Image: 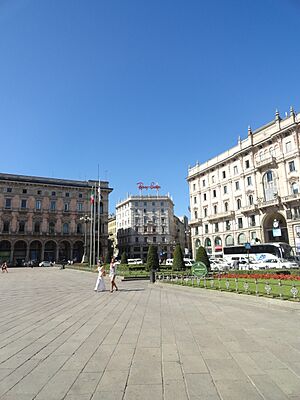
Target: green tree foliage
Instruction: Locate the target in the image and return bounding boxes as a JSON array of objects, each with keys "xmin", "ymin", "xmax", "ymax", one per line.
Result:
[
  {"xmin": 195, "ymin": 246, "xmax": 211, "ymax": 271},
  {"xmin": 146, "ymin": 245, "xmax": 159, "ymax": 271},
  {"xmin": 172, "ymin": 244, "xmax": 185, "ymax": 271},
  {"xmin": 120, "ymin": 251, "xmax": 128, "ymax": 265}
]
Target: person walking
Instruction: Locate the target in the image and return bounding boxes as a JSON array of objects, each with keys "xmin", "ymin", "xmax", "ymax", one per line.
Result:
[
  {"xmin": 109, "ymin": 257, "xmax": 118, "ymax": 293},
  {"xmin": 1, "ymin": 261, "xmax": 8, "ymax": 273},
  {"xmin": 94, "ymin": 263, "xmax": 106, "ymax": 292}
]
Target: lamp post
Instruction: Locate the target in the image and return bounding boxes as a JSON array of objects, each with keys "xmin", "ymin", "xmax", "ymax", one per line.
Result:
[{"xmin": 80, "ymin": 215, "xmax": 91, "ymax": 263}]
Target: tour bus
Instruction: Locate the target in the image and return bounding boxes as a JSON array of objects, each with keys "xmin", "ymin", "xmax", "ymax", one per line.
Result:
[{"xmin": 223, "ymin": 242, "xmax": 296, "ymax": 266}]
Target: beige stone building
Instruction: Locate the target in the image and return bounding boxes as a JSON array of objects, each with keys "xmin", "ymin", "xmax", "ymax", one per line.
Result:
[
  {"xmin": 187, "ymin": 109, "xmax": 300, "ymax": 257},
  {"xmin": 0, "ymin": 173, "xmax": 112, "ymax": 264}
]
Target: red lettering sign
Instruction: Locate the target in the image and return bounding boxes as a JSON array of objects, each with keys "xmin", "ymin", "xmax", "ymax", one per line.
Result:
[{"xmin": 137, "ymin": 182, "xmax": 161, "ymax": 191}]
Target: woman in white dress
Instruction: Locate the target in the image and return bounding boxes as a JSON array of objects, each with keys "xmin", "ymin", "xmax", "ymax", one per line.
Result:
[
  {"xmin": 94, "ymin": 265, "xmax": 106, "ymax": 292},
  {"xmin": 109, "ymin": 258, "xmax": 118, "ymax": 293}
]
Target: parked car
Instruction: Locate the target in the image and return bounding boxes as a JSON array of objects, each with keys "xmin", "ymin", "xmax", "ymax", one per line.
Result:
[
  {"xmin": 251, "ymin": 258, "xmax": 298, "ymax": 270},
  {"xmin": 210, "ymin": 259, "xmax": 229, "ymax": 271},
  {"xmin": 23, "ymin": 260, "xmax": 39, "ymax": 267},
  {"xmin": 39, "ymin": 261, "xmax": 54, "ymax": 267}
]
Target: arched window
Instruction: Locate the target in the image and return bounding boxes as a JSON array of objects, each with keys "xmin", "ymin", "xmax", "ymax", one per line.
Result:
[
  {"xmin": 249, "ymin": 195, "xmax": 253, "ymax": 205},
  {"xmin": 63, "ymin": 223, "xmax": 69, "ymax": 234},
  {"xmin": 49, "ymin": 222, "xmax": 55, "ymax": 234},
  {"xmin": 225, "ymin": 235, "xmax": 234, "ymax": 246},
  {"xmin": 238, "ymin": 233, "xmax": 246, "ymax": 245},
  {"xmin": 195, "ymin": 239, "xmax": 201, "ymax": 249},
  {"xmin": 224, "ymin": 202, "xmax": 228, "ymax": 212},
  {"xmin": 237, "ymin": 199, "xmax": 241, "ymax": 209},
  {"xmin": 77, "ymin": 223, "xmax": 82, "ymax": 234},
  {"xmin": 291, "ymin": 182, "xmax": 299, "ymax": 194},
  {"xmin": 263, "ymin": 170, "xmax": 277, "ymax": 201},
  {"xmin": 204, "ymin": 237, "xmax": 211, "ymax": 247},
  {"xmin": 214, "ymin": 237, "xmax": 222, "ymax": 246},
  {"xmin": 214, "ymin": 205, "xmax": 217, "ymax": 214}
]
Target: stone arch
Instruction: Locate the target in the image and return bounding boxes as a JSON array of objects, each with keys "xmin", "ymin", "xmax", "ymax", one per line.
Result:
[
  {"xmin": 44, "ymin": 240, "xmax": 57, "ymax": 262},
  {"xmin": 238, "ymin": 233, "xmax": 247, "ymax": 245},
  {"xmin": 13, "ymin": 240, "xmax": 27, "ymax": 265},
  {"xmin": 195, "ymin": 239, "xmax": 201, "ymax": 249},
  {"xmin": 0, "ymin": 240, "xmax": 11, "ymax": 263},
  {"xmin": 225, "ymin": 235, "xmax": 234, "ymax": 246},
  {"xmin": 73, "ymin": 241, "xmax": 84, "ymax": 263},
  {"xmin": 59, "ymin": 240, "xmax": 71, "ymax": 261},
  {"xmin": 29, "ymin": 240, "xmax": 42, "ymax": 261},
  {"xmin": 261, "ymin": 211, "xmax": 289, "ymax": 243}
]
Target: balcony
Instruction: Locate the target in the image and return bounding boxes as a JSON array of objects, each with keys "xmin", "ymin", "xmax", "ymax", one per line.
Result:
[
  {"xmin": 256, "ymin": 197, "xmax": 280, "ymax": 209},
  {"xmin": 241, "ymin": 204, "xmax": 258, "ymax": 214},
  {"xmin": 207, "ymin": 211, "xmax": 235, "ymax": 222},
  {"xmin": 256, "ymin": 156, "xmax": 277, "ymax": 170},
  {"xmin": 189, "ymin": 218, "xmax": 202, "ymax": 226},
  {"xmin": 282, "ymin": 193, "xmax": 300, "ymax": 204}
]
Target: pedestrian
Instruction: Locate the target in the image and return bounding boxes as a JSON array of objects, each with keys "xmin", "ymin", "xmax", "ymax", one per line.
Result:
[
  {"xmin": 94, "ymin": 264, "xmax": 106, "ymax": 292},
  {"xmin": 109, "ymin": 257, "xmax": 118, "ymax": 293},
  {"xmin": 1, "ymin": 261, "xmax": 8, "ymax": 273}
]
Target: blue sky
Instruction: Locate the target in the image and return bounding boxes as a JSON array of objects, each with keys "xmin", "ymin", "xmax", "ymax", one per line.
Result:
[{"xmin": 1, "ymin": 0, "xmax": 300, "ymax": 216}]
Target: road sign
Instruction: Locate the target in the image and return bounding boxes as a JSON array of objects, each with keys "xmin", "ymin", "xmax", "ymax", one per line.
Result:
[
  {"xmin": 244, "ymin": 242, "xmax": 251, "ymax": 250},
  {"xmin": 191, "ymin": 261, "xmax": 207, "ymax": 277}
]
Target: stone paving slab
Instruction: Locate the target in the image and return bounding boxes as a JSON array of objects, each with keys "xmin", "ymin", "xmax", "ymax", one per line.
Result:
[{"xmin": 0, "ymin": 268, "xmax": 300, "ymax": 399}]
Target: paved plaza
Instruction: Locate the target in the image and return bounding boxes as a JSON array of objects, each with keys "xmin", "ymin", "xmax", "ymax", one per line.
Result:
[{"xmin": 0, "ymin": 269, "xmax": 300, "ymax": 400}]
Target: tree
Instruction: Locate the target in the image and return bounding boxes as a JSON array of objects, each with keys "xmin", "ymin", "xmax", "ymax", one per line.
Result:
[
  {"xmin": 195, "ymin": 246, "xmax": 211, "ymax": 271},
  {"xmin": 172, "ymin": 244, "xmax": 185, "ymax": 271},
  {"xmin": 146, "ymin": 245, "xmax": 159, "ymax": 271},
  {"xmin": 120, "ymin": 251, "xmax": 128, "ymax": 265}
]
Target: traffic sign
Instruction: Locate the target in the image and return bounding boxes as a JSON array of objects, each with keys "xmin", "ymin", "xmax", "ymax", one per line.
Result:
[{"xmin": 191, "ymin": 261, "xmax": 207, "ymax": 277}]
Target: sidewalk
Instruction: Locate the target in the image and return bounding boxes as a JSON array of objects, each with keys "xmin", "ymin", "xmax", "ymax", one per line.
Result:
[{"xmin": 0, "ymin": 268, "xmax": 300, "ymax": 399}]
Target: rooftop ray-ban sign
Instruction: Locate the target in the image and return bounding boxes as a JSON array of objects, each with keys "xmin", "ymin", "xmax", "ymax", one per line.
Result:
[{"xmin": 137, "ymin": 182, "xmax": 161, "ymax": 191}]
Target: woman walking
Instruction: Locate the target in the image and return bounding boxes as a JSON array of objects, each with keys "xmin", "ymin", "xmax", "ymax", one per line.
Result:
[
  {"xmin": 94, "ymin": 264, "xmax": 106, "ymax": 292},
  {"xmin": 109, "ymin": 257, "xmax": 118, "ymax": 293}
]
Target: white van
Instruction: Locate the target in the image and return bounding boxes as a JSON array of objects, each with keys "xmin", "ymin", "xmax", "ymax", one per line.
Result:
[{"xmin": 127, "ymin": 258, "xmax": 143, "ymax": 265}]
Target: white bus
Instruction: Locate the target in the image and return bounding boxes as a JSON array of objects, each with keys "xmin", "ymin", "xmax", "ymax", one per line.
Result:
[
  {"xmin": 127, "ymin": 258, "xmax": 143, "ymax": 265},
  {"xmin": 223, "ymin": 242, "xmax": 296, "ymax": 264}
]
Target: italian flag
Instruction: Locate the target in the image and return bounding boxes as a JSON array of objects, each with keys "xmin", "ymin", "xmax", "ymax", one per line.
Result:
[{"xmin": 90, "ymin": 192, "xmax": 95, "ymax": 204}]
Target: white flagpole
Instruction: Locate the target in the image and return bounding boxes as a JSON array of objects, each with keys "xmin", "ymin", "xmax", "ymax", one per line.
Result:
[
  {"xmin": 89, "ymin": 185, "xmax": 93, "ymax": 267},
  {"xmin": 97, "ymin": 180, "xmax": 101, "ymax": 262},
  {"xmin": 93, "ymin": 183, "xmax": 96, "ymax": 266}
]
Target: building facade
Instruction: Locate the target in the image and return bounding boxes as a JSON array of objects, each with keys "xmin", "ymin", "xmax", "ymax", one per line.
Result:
[
  {"xmin": 187, "ymin": 109, "xmax": 300, "ymax": 257},
  {"xmin": 116, "ymin": 194, "xmax": 176, "ymax": 261},
  {"xmin": 0, "ymin": 173, "xmax": 112, "ymax": 264}
]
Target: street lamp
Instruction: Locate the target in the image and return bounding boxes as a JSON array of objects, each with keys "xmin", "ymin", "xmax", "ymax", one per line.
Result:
[{"xmin": 80, "ymin": 215, "xmax": 91, "ymax": 263}]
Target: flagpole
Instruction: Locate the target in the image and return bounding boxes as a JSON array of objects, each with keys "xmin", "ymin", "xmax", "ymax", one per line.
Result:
[
  {"xmin": 97, "ymin": 180, "xmax": 101, "ymax": 262},
  {"xmin": 93, "ymin": 183, "xmax": 96, "ymax": 267},
  {"xmin": 89, "ymin": 185, "xmax": 93, "ymax": 267}
]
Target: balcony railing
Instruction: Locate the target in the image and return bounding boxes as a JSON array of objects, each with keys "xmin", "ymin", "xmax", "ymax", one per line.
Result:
[
  {"xmin": 189, "ymin": 218, "xmax": 202, "ymax": 226},
  {"xmin": 207, "ymin": 211, "xmax": 235, "ymax": 222},
  {"xmin": 256, "ymin": 197, "xmax": 280, "ymax": 209},
  {"xmin": 282, "ymin": 193, "xmax": 300, "ymax": 203},
  {"xmin": 256, "ymin": 156, "xmax": 277, "ymax": 169}
]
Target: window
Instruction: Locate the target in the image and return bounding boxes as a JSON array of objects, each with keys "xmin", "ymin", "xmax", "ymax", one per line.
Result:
[
  {"xmin": 34, "ymin": 222, "xmax": 40, "ymax": 233},
  {"xmin": 193, "ymin": 184, "xmax": 196, "ymax": 191},
  {"xmin": 135, "ymin": 237, "xmax": 139, "ymax": 243},
  {"xmin": 161, "ymin": 218, "xmax": 165, "ymax": 224},
  {"xmin": 162, "ymin": 237, "xmax": 165, "ymax": 243},
  {"xmin": 161, "ymin": 209, "xmax": 165, "ymax": 213},
  {"xmin": 143, "ymin": 202, "xmax": 147, "ymax": 206},
  {"xmin": 195, "ymin": 227, "xmax": 199, "ymax": 235},
  {"xmin": 51, "ymin": 191, "xmax": 56, "ymax": 196},
  {"xmin": 222, "ymin": 171, "xmax": 226, "ymax": 179},
  {"xmin": 144, "ymin": 237, "xmax": 148, "ymax": 243},
  {"xmin": 224, "ymin": 186, "xmax": 227, "ymax": 194},
  {"xmin": 162, "ymin": 226, "xmax": 165, "ymax": 233},
  {"xmin": 65, "ymin": 192, "xmax": 70, "ymax": 197},
  {"xmin": 77, "ymin": 223, "xmax": 82, "ymax": 234},
  {"xmin": 36, "ymin": 200, "xmax": 41, "ymax": 210},
  {"xmin": 238, "ymin": 218, "xmax": 243, "ymax": 229},
  {"xmin": 245, "ymin": 160, "xmax": 250, "ymax": 169},
  {"xmin": 160, "ymin": 201, "xmax": 164, "ymax": 206},
  {"xmin": 153, "ymin": 237, "xmax": 157, "ymax": 243},
  {"xmin": 50, "ymin": 201, "xmax": 56, "ymax": 211},
  {"xmin": 22, "ymin": 189, "xmax": 27, "ymax": 194},
  {"xmin": 49, "ymin": 222, "xmax": 55, "ymax": 234},
  {"xmin": 291, "ymin": 182, "xmax": 299, "ymax": 194},
  {"xmin": 204, "ymin": 208, "xmax": 207, "ymax": 217},
  {"xmin": 6, "ymin": 188, "xmax": 12, "ymax": 193},
  {"xmin": 64, "ymin": 203, "xmax": 69, "ymax": 212},
  {"xmin": 285, "ymin": 141, "xmax": 292, "ymax": 153},
  {"xmin": 250, "ymin": 215, "xmax": 256, "ymax": 227},
  {"xmin": 3, "ymin": 221, "xmax": 9, "ymax": 233},
  {"xmin": 144, "ymin": 226, "xmax": 147, "ymax": 233},
  {"xmin": 224, "ymin": 202, "xmax": 228, "ymax": 212},
  {"xmin": 289, "ymin": 161, "xmax": 296, "ymax": 172},
  {"xmin": 237, "ymin": 199, "xmax": 241, "ymax": 209},
  {"xmin": 63, "ymin": 223, "xmax": 69, "ymax": 234},
  {"xmin": 212, "ymin": 175, "xmax": 215, "ymax": 183},
  {"xmin": 214, "ymin": 205, "xmax": 217, "ymax": 214},
  {"xmin": 135, "ymin": 217, "xmax": 139, "ymax": 225},
  {"xmin": 238, "ymin": 233, "xmax": 246, "ymax": 245},
  {"xmin": 194, "ymin": 196, "xmax": 197, "ymax": 204},
  {"xmin": 78, "ymin": 193, "xmax": 83, "ymax": 198},
  {"xmin": 234, "ymin": 166, "xmax": 238, "ymax": 175},
  {"xmin": 77, "ymin": 202, "xmax": 83, "ymax": 211},
  {"xmin": 247, "ymin": 176, "xmax": 252, "ymax": 186},
  {"xmin": 19, "ymin": 221, "xmax": 25, "ymax": 233},
  {"xmin": 202, "ymin": 179, "xmax": 206, "ymax": 187},
  {"xmin": 235, "ymin": 181, "xmax": 240, "ymax": 190},
  {"xmin": 203, "ymin": 193, "xmax": 207, "ymax": 201},
  {"xmin": 144, "ymin": 217, "xmax": 147, "ymax": 224},
  {"xmin": 215, "ymin": 223, "xmax": 219, "ymax": 233},
  {"xmin": 21, "ymin": 199, "xmax": 27, "ymax": 209},
  {"xmin": 267, "ymin": 171, "xmax": 273, "ymax": 182},
  {"xmin": 205, "ymin": 224, "xmax": 208, "ymax": 233},
  {"xmin": 153, "ymin": 227, "xmax": 156, "ymax": 233},
  {"xmin": 225, "ymin": 220, "xmax": 230, "ymax": 230},
  {"xmin": 194, "ymin": 210, "xmax": 198, "ymax": 219},
  {"xmin": 249, "ymin": 195, "xmax": 253, "ymax": 205},
  {"xmin": 5, "ymin": 199, "xmax": 11, "ymax": 209},
  {"xmin": 213, "ymin": 189, "xmax": 216, "ymax": 197}
]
